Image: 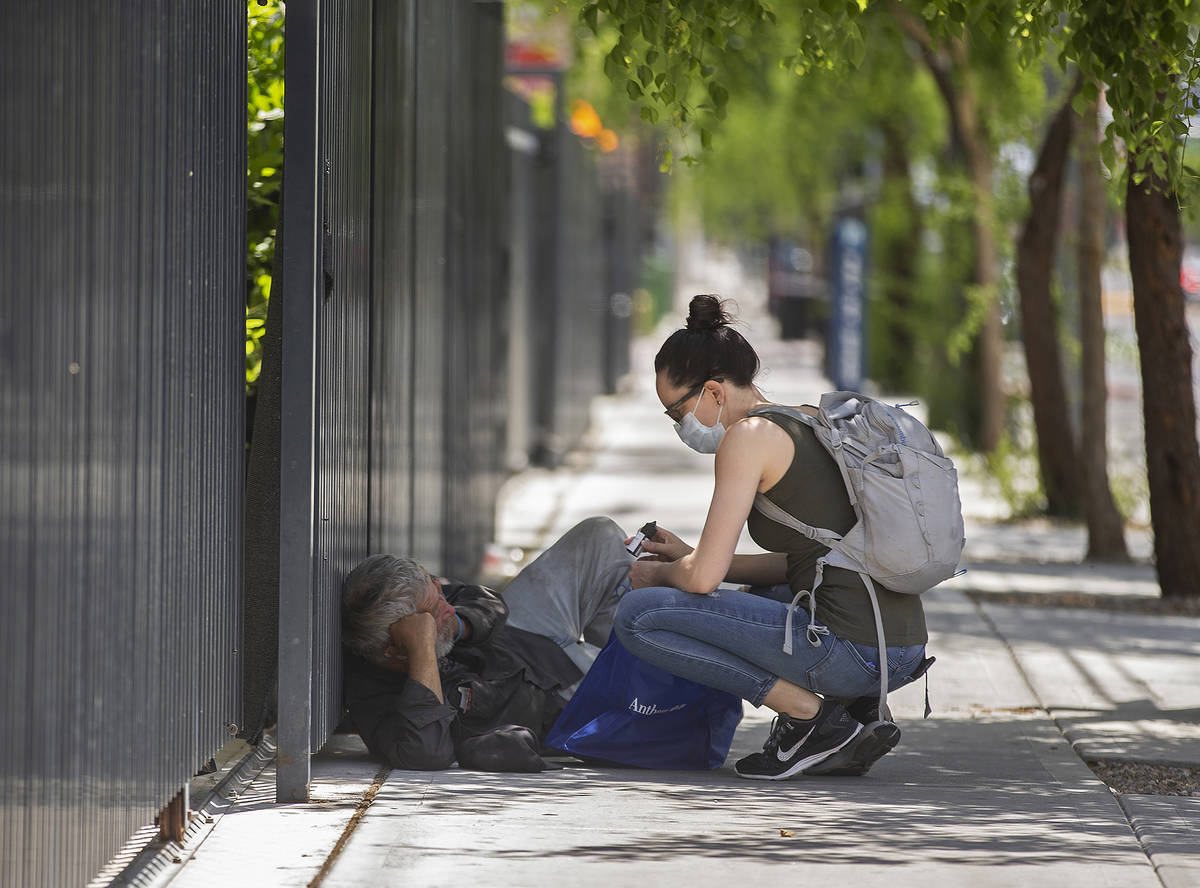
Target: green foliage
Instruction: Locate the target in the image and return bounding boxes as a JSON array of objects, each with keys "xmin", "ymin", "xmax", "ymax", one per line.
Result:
[
  {"xmin": 566, "ymin": 0, "xmax": 1200, "ymax": 195},
  {"xmin": 246, "ymin": 1, "xmax": 285, "ymax": 394},
  {"xmin": 984, "ymin": 423, "xmax": 1048, "ymax": 519},
  {"xmin": 945, "ymin": 395, "xmax": 1046, "ymax": 519},
  {"xmin": 633, "ymin": 250, "xmax": 675, "ymax": 334},
  {"xmin": 575, "ymin": 0, "xmax": 797, "ymax": 165},
  {"xmin": 1023, "ymin": 0, "xmax": 1200, "ymax": 192}
]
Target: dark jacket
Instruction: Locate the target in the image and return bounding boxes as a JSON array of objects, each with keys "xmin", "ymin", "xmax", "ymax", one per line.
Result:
[{"xmin": 343, "ymin": 582, "xmax": 583, "ymax": 770}]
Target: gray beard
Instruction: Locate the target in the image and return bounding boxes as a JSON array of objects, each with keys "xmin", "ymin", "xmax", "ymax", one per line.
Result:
[{"xmin": 434, "ymin": 621, "xmax": 457, "ymax": 659}]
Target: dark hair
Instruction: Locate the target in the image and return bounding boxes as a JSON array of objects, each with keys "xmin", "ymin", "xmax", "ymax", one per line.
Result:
[{"xmin": 654, "ymin": 295, "xmax": 760, "ymax": 388}]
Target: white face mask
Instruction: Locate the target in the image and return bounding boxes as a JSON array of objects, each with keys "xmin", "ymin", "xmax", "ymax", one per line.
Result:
[{"xmin": 674, "ymin": 392, "xmax": 725, "ymax": 453}]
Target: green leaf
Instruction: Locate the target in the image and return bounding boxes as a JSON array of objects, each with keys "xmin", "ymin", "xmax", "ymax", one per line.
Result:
[
  {"xmin": 708, "ymin": 81, "xmax": 729, "ymax": 108},
  {"xmin": 700, "ymin": 127, "xmax": 712, "ymax": 149},
  {"xmin": 641, "ymin": 15, "xmax": 659, "ymax": 43},
  {"xmin": 638, "ymin": 64, "xmax": 653, "ymax": 86},
  {"xmin": 627, "ymin": 79, "xmax": 644, "ymax": 99},
  {"xmin": 1100, "ymin": 137, "xmax": 1117, "ymax": 172},
  {"xmin": 1071, "ymin": 92, "xmax": 1090, "ymax": 116},
  {"xmin": 845, "ymin": 23, "xmax": 865, "ymax": 68},
  {"xmin": 646, "ymin": 49, "xmax": 659, "ymax": 65},
  {"xmin": 582, "ymin": 3, "xmax": 599, "ymax": 33}
]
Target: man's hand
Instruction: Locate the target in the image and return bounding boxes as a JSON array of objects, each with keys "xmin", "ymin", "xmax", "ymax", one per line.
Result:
[
  {"xmin": 384, "ymin": 612, "xmax": 444, "ymax": 703},
  {"xmin": 636, "ymin": 527, "xmax": 693, "ymax": 563},
  {"xmin": 388, "ymin": 612, "xmax": 438, "ymax": 659}
]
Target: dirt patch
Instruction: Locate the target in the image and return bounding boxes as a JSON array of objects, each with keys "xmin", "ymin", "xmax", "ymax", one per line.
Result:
[
  {"xmin": 1086, "ymin": 759, "xmax": 1200, "ymax": 796},
  {"xmin": 967, "ymin": 590, "xmax": 1200, "ymax": 617}
]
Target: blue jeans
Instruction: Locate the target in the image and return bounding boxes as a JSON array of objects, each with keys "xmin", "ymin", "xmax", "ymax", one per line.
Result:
[{"xmin": 614, "ymin": 585, "xmax": 926, "ymax": 706}]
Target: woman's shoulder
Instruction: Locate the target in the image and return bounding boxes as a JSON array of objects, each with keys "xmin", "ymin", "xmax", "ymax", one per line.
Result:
[
  {"xmin": 736, "ymin": 404, "xmax": 817, "ymax": 435},
  {"xmin": 721, "ymin": 411, "xmax": 796, "ymax": 462},
  {"xmin": 727, "ymin": 412, "xmax": 791, "ymax": 443}
]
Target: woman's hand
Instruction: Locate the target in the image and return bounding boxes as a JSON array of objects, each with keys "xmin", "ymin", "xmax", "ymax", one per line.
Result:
[
  {"xmin": 628, "ymin": 557, "xmax": 671, "ymax": 590},
  {"xmin": 636, "ymin": 527, "xmax": 693, "ymax": 562}
]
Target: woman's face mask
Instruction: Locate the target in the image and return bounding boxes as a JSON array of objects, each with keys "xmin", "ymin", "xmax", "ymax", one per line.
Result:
[{"xmin": 674, "ymin": 389, "xmax": 725, "ymax": 453}]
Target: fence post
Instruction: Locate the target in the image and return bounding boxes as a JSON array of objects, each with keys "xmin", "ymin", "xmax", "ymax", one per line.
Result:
[{"xmin": 277, "ymin": 0, "xmax": 322, "ymax": 803}]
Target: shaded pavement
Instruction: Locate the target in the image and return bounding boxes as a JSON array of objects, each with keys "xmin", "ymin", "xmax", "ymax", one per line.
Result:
[{"xmin": 114, "ymin": 331, "xmax": 1199, "ymax": 888}]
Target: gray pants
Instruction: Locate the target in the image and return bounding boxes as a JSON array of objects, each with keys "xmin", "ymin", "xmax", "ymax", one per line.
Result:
[{"xmin": 502, "ymin": 516, "xmax": 635, "ymax": 687}]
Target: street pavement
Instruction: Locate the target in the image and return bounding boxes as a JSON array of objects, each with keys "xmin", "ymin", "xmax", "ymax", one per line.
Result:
[{"xmin": 116, "ymin": 330, "xmax": 1199, "ymax": 888}]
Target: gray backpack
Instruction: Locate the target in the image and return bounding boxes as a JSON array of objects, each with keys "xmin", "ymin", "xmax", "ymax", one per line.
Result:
[{"xmin": 749, "ymin": 392, "xmax": 965, "ymax": 720}]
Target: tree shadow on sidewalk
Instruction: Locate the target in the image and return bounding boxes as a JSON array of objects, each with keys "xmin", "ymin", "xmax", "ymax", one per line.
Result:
[{"xmin": 368, "ymin": 714, "xmax": 1144, "ymax": 871}]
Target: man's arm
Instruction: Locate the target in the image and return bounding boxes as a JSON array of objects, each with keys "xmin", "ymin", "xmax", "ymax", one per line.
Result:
[
  {"xmin": 389, "ymin": 612, "xmax": 443, "ymax": 701},
  {"xmin": 343, "ymin": 613, "xmax": 457, "ymax": 770},
  {"xmin": 348, "ymin": 677, "xmax": 458, "ymax": 770},
  {"xmin": 442, "ymin": 582, "xmax": 508, "ymax": 646}
]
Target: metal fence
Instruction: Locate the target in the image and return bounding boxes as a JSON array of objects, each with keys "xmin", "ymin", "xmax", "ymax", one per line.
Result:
[
  {"xmin": 2, "ymin": 0, "xmax": 647, "ymax": 876},
  {"xmin": 505, "ymin": 91, "xmax": 643, "ymax": 468},
  {"xmin": 275, "ymin": 0, "xmax": 513, "ymax": 799},
  {"xmin": 0, "ymin": 3, "xmax": 245, "ymax": 886}
]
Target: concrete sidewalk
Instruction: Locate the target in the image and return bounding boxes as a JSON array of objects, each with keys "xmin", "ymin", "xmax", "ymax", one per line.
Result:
[{"xmin": 120, "ymin": 334, "xmax": 1199, "ymax": 888}]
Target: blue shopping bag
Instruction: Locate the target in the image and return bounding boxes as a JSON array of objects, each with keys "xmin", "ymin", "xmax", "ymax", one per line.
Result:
[{"xmin": 545, "ymin": 632, "xmax": 743, "ymax": 770}]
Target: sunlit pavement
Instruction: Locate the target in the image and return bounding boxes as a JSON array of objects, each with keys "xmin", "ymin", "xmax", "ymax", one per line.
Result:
[{"xmin": 151, "ymin": 322, "xmax": 1199, "ymax": 888}]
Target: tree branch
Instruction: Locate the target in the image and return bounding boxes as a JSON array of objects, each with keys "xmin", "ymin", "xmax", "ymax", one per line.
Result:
[{"xmin": 888, "ymin": 1, "xmax": 964, "ymax": 155}]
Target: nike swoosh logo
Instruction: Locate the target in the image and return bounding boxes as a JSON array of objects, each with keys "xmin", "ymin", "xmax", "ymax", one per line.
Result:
[{"xmin": 776, "ymin": 726, "xmax": 815, "ymax": 760}]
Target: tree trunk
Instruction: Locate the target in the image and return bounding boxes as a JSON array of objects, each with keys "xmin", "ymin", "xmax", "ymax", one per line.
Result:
[
  {"xmin": 1077, "ymin": 98, "xmax": 1129, "ymax": 560},
  {"xmin": 1125, "ymin": 171, "xmax": 1200, "ymax": 597},
  {"xmin": 242, "ymin": 190, "xmax": 284, "ymax": 739},
  {"xmin": 889, "ymin": 8, "xmax": 1003, "ymax": 451},
  {"xmin": 1016, "ymin": 94, "xmax": 1083, "ymax": 516},
  {"xmin": 953, "ymin": 58, "xmax": 1003, "ymax": 453},
  {"xmin": 875, "ymin": 121, "xmax": 921, "ymax": 392}
]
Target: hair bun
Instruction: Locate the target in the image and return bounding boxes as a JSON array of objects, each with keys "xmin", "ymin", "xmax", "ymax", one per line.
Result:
[{"xmin": 686, "ymin": 294, "xmax": 731, "ymax": 331}]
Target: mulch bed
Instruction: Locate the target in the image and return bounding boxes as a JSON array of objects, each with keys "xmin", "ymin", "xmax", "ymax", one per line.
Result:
[
  {"xmin": 967, "ymin": 590, "xmax": 1200, "ymax": 617},
  {"xmin": 1085, "ymin": 760, "xmax": 1200, "ymax": 797}
]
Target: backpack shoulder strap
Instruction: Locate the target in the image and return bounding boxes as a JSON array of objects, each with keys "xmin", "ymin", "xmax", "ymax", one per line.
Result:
[
  {"xmin": 748, "ymin": 404, "xmax": 821, "ymax": 429},
  {"xmin": 751, "ymin": 493, "xmax": 842, "ymax": 545}
]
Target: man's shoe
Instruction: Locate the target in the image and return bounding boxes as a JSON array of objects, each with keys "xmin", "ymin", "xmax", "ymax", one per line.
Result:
[
  {"xmin": 734, "ymin": 702, "xmax": 862, "ymax": 780},
  {"xmin": 802, "ymin": 719, "xmax": 900, "ymax": 776}
]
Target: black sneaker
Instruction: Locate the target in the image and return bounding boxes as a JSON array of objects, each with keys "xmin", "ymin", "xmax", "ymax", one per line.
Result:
[
  {"xmin": 803, "ymin": 721, "xmax": 900, "ymax": 776},
  {"xmin": 734, "ymin": 701, "xmax": 862, "ymax": 780},
  {"xmin": 845, "ymin": 695, "xmax": 883, "ymax": 725}
]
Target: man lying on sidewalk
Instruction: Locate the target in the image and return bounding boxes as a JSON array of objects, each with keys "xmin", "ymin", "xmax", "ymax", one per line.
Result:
[{"xmin": 341, "ymin": 517, "xmax": 635, "ymax": 771}]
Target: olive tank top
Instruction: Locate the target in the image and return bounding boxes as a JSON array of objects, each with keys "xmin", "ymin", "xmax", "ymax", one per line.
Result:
[{"xmin": 745, "ymin": 411, "xmax": 928, "ymax": 646}]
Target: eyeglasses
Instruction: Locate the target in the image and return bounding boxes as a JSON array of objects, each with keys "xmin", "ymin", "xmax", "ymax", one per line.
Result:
[{"xmin": 663, "ymin": 383, "xmax": 705, "ymax": 422}]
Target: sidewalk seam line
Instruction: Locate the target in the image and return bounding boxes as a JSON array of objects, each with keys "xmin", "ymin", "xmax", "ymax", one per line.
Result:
[
  {"xmin": 307, "ymin": 765, "xmax": 391, "ymax": 888},
  {"xmin": 1115, "ymin": 794, "xmax": 1169, "ymax": 887},
  {"xmin": 971, "ymin": 598, "xmax": 1168, "ymax": 888}
]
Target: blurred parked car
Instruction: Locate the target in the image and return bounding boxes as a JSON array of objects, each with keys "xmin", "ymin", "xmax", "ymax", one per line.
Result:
[{"xmin": 767, "ymin": 236, "xmax": 828, "ymax": 340}]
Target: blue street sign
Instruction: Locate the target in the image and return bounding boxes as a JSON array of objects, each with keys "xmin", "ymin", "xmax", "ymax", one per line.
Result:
[{"xmin": 828, "ymin": 216, "xmax": 868, "ymax": 392}]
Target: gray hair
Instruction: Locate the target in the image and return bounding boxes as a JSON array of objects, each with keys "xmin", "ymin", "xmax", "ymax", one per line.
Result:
[{"xmin": 342, "ymin": 554, "xmax": 432, "ymax": 664}]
